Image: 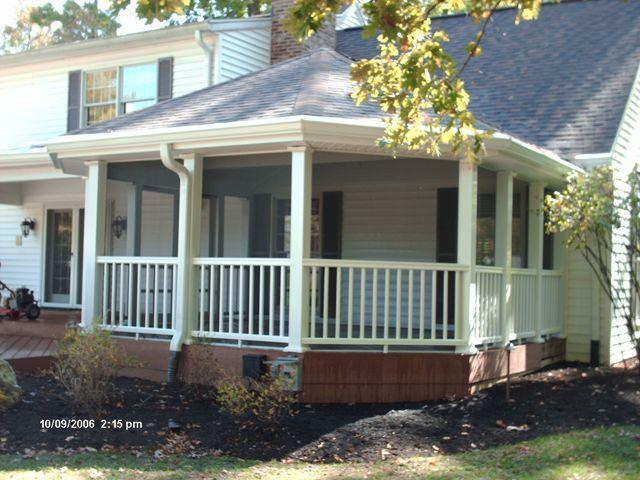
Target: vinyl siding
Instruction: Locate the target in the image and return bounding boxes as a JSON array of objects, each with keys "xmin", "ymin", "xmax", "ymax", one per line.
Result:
[
  {"xmin": 608, "ymin": 63, "xmax": 640, "ymax": 365},
  {"xmin": 216, "ymin": 28, "xmax": 270, "ymax": 83},
  {"xmin": 0, "ymin": 178, "xmax": 84, "ymax": 301},
  {"xmin": 0, "ymin": 38, "xmax": 208, "ymax": 154}
]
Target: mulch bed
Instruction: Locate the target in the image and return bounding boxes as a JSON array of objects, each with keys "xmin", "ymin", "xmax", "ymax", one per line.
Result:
[{"xmin": 1, "ymin": 363, "xmax": 639, "ymax": 462}]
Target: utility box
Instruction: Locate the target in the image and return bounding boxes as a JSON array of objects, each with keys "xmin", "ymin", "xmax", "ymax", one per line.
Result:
[
  {"xmin": 266, "ymin": 356, "xmax": 303, "ymax": 391},
  {"xmin": 242, "ymin": 354, "xmax": 266, "ymax": 379}
]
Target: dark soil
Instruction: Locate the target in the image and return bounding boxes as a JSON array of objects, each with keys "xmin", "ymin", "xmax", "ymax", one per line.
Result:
[{"xmin": 1, "ymin": 363, "xmax": 639, "ymax": 462}]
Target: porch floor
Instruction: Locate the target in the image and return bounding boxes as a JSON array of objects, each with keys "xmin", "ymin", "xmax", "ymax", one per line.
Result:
[{"xmin": 0, "ymin": 334, "xmax": 57, "ymax": 361}]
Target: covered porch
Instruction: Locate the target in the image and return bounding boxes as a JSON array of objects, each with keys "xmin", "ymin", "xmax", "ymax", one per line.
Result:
[{"xmin": 60, "ymin": 123, "xmax": 570, "ymax": 355}]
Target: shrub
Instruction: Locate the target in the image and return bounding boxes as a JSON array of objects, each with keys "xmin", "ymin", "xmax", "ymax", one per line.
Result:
[
  {"xmin": 215, "ymin": 373, "xmax": 296, "ymax": 424},
  {"xmin": 52, "ymin": 327, "xmax": 139, "ymax": 415}
]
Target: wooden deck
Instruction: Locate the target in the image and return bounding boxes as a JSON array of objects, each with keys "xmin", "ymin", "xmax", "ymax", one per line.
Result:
[{"xmin": 0, "ymin": 335, "xmax": 57, "ymax": 360}]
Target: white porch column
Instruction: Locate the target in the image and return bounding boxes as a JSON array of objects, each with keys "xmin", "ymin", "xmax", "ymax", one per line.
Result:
[
  {"xmin": 183, "ymin": 153, "xmax": 203, "ymax": 346},
  {"xmin": 528, "ymin": 181, "xmax": 545, "ymax": 342},
  {"xmin": 496, "ymin": 171, "xmax": 514, "ymax": 344},
  {"xmin": 456, "ymin": 160, "xmax": 478, "ymax": 353},
  {"xmin": 286, "ymin": 145, "xmax": 312, "ymax": 353},
  {"xmin": 81, "ymin": 160, "xmax": 107, "ymax": 328}
]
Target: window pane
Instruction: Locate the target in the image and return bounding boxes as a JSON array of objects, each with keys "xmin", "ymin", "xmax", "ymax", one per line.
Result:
[
  {"xmin": 87, "ymin": 104, "xmax": 116, "ymax": 125},
  {"xmin": 122, "ymin": 63, "xmax": 157, "ymax": 102},
  {"xmin": 124, "ymin": 99, "xmax": 155, "ymax": 113},
  {"xmin": 85, "ymin": 69, "xmax": 117, "ymax": 105}
]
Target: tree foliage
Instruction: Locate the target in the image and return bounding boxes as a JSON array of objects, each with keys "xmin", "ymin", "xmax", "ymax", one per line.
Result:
[
  {"xmin": 546, "ymin": 166, "xmax": 640, "ymax": 362},
  {"xmin": 109, "ymin": 0, "xmax": 268, "ymax": 23},
  {"xmin": 2, "ymin": 1, "xmax": 119, "ymax": 54}
]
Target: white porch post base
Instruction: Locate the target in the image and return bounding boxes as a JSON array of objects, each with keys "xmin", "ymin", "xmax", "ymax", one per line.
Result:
[
  {"xmin": 455, "ymin": 160, "xmax": 478, "ymax": 354},
  {"xmin": 286, "ymin": 145, "xmax": 312, "ymax": 353},
  {"xmin": 81, "ymin": 160, "xmax": 107, "ymax": 329}
]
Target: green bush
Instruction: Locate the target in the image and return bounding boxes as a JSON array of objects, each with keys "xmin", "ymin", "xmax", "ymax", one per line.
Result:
[
  {"xmin": 52, "ymin": 327, "xmax": 139, "ymax": 415},
  {"xmin": 215, "ymin": 373, "xmax": 296, "ymax": 424}
]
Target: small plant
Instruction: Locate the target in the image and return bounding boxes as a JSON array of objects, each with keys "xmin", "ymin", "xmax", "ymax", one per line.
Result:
[
  {"xmin": 215, "ymin": 373, "xmax": 296, "ymax": 425},
  {"xmin": 52, "ymin": 327, "xmax": 139, "ymax": 415}
]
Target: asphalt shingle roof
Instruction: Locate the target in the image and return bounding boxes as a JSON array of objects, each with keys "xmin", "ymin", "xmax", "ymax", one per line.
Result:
[
  {"xmin": 338, "ymin": 0, "xmax": 640, "ymax": 158},
  {"xmin": 72, "ymin": 0, "xmax": 640, "ymax": 160},
  {"xmin": 70, "ymin": 48, "xmax": 384, "ymax": 135}
]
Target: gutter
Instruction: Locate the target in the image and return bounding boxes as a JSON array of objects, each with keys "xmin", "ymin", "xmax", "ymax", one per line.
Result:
[
  {"xmin": 160, "ymin": 143, "xmax": 192, "ymax": 383},
  {"xmin": 194, "ymin": 30, "xmax": 213, "ymax": 87}
]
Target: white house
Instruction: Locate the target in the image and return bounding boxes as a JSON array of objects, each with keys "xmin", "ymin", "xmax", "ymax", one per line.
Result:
[{"xmin": 0, "ymin": 0, "xmax": 638, "ymax": 402}]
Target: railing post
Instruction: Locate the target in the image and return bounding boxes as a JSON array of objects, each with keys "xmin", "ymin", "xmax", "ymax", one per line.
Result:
[
  {"xmin": 286, "ymin": 144, "xmax": 312, "ymax": 352},
  {"xmin": 81, "ymin": 160, "xmax": 107, "ymax": 329},
  {"xmin": 496, "ymin": 171, "xmax": 514, "ymax": 344},
  {"xmin": 528, "ymin": 181, "xmax": 545, "ymax": 342},
  {"xmin": 456, "ymin": 160, "xmax": 478, "ymax": 353}
]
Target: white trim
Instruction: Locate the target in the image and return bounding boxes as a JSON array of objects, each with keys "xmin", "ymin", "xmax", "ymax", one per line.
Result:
[{"xmin": 207, "ymin": 16, "xmax": 271, "ymax": 32}]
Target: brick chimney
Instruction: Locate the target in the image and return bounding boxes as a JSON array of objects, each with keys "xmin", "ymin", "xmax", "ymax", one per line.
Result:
[{"xmin": 270, "ymin": 0, "xmax": 336, "ymax": 65}]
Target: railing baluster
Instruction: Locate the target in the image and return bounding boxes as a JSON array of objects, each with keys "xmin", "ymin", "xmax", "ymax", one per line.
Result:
[
  {"xmin": 136, "ymin": 264, "xmax": 142, "ymax": 329},
  {"xmin": 153, "ymin": 264, "xmax": 159, "ymax": 329},
  {"xmin": 419, "ymin": 270, "xmax": 425, "ymax": 339},
  {"xmin": 119, "ymin": 263, "xmax": 125, "ymax": 326},
  {"xmin": 102, "ymin": 263, "xmax": 108, "ymax": 324},
  {"xmin": 218, "ymin": 265, "xmax": 225, "ymax": 332},
  {"xmin": 407, "ymin": 270, "xmax": 413, "ymax": 339},
  {"xmin": 199, "ymin": 265, "xmax": 205, "ymax": 332},
  {"xmin": 259, "ymin": 265, "xmax": 265, "ymax": 336},
  {"xmin": 144, "ymin": 264, "xmax": 150, "ymax": 328},
  {"xmin": 335, "ymin": 267, "xmax": 342, "ymax": 338},
  {"xmin": 162, "ymin": 265, "xmax": 168, "ymax": 330},
  {"xmin": 239, "ymin": 266, "xmax": 245, "ymax": 336},
  {"xmin": 431, "ymin": 270, "xmax": 437, "ymax": 339},
  {"xmin": 372, "ymin": 268, "xmax": 378, "ymax": 339},
  {"xmin": 310, "ymin": 266, "xmax": 317, "ymax": 338},
  {"xmin": 110, "ymin": 263, "xmax": 116, "ymax": 326},
  {"xmin": 360, "ymin": 268, "xmax": 366, "ymax": 338},
  {"xmin": 442, "ymin": 270, "xmax": 449, "ymax": 340},
  {"xmin": 171, "ymin": 265, "xmax": 177, "ymax": 329},
  {"xmin": 323, "ymin": 266, "xmax": 329, "ymax": 339},
  {"xmin": 384, "ymin": 269, "xmax": 390, "ymax": 340},
  {"xmin": 454, "ymin": 271, "xmax": 460, "ymax": 340},
  {"xmin": 228, "ymin": 265, "xmax": 235, "ymax": 334},
  {"xmin": 127, "ymin": 263, "xmax": 133, "ymax": 326},
  {"xmin": 279, "ymin": 266, "xmax": 286, "ymax": 337},
  {"xmin": 396, "ymin": 269, "xmax": 402, "ymax": 339},
  {"xmin": 248, "ymin": 266, "xmax": 254, "ymax": 335},
  {"xmin": 269, "ymin": 265, "xmax": 275, "ymax": 336},
  {"xmin": 347, "ymin": 267, "xmax": 354, "ymax": 339},
  {"xmin": 209, "ymin": 265, "xmax": 215, "ymax": 333}
]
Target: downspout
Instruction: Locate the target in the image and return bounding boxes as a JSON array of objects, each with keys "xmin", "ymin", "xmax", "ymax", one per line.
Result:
[
  {"xmin": 195, "ymin": 30, "xmax": 213, "ymax": 87},
  {"xmin": 160, "ymin": 143, "xmax": 192, "ymax": 383}
]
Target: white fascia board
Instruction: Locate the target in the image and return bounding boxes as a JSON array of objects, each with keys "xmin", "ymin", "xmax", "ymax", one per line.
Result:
[
  {"xmin": 45, "ymin": 115, "xmax": 577, "ymax": 183},
  {"xmin": 208, "ymin": 16, "xmax": 271, "ymax": 32},
  {"xmin": 0, "ymin": 23, "xmax": 205, "ymax": 69},
  {"xmin": 0, "ymin": 150, "xmax": 53, "ymax": 169},
  {"xmin": 573, "ymin": 152, "xmax": 612, "ymax": 169}
]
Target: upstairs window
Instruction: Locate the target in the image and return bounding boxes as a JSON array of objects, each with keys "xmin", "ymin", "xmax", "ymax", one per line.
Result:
[
  {"xmin": 83, "ymin": 63, "xmax": 157, "ymax": 126},
  {"xmin": 121, "ymin": 63, "xmax": 157, "ymax": 113},
  {"xmin": 84, "ymin": 69, "xmax": 117, "ymax": 125}
]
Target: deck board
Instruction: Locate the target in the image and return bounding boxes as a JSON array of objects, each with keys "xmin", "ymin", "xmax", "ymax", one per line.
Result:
[{"xmin": 0, "ymin": 335, "xmax": 57, "ymax": 361}]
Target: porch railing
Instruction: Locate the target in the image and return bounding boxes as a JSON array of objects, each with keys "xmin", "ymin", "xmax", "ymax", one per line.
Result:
[
  {"xmin": 191, "ymin": 258, "xmax": 290, "ymax": 345},
  {"xmin": 97, "ymin": 256, "xmax": 177, "ymax": 335},
  {"xmin": 541, "ymin": 270, "xmax": 563, "ymax": 335},
  {"xmin": 475, "ymin": 266, "xmax": 503, "ymax": 344},
  {"xmin": 512, "ymin": 268, "xmax": 537, "ymax": 339},
  {"xmin": 303, "ymin": 259, "xmax": 469, "ymax": 348}
]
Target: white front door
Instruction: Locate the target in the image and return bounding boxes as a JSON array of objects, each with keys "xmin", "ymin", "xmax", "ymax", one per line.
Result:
[{"xmin": 44, "ymin": 207, "xmax": 84, "ymax": 307}]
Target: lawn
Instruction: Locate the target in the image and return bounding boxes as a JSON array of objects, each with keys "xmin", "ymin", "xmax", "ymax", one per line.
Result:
[{"xmin": 0, "ymin": 426, "xmax": 639, "ymax": 480}]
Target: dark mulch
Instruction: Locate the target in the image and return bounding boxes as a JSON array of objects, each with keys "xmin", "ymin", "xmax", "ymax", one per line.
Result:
[{"xmin": 1, "ymin": 363, "xmax": 639, "ymax": 462}]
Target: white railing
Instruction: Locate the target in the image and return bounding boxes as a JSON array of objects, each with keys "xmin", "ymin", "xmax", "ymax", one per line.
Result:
[
  {"xmin": 541, "ymin": 270, "xmax": 563, "ymax": 334},
  {"xmin": 475, "ymin": 266, "xmax": 503, "ymax": 344},
  {"xmin": 303, "ymin": 259, "xmax": 469, "ymax": 347},
  {"xmin": 511, "ymin": 268, "xmax": 537, "ymax": 339},
  {"xmin": 192, "ymin": 258, "xmax": 290, "ymax": 345},
  {"xmin": 97, "ymin": 256, "xmax": 177, "ymax": 335}
]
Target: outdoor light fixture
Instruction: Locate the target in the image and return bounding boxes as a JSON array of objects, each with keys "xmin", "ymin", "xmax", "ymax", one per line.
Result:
[
  {"xmin": 20, "ymin": 218, "xmax": 36, "ymax": 237},
  {"xmin": 111, "ymin": 216, "xmax": 127, "ymax": 239}
]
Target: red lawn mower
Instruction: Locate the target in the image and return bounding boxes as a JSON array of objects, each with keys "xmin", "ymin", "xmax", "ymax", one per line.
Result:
[{"xmin": 0, "ymin": 262, "xmax": 40, "ymax": 321}]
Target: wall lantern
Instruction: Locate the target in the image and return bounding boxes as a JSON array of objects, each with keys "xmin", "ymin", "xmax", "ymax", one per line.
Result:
[
  {"xmin": 20, "ymin": 218, "xmax": 36, "ymax": 237},
  {"xmin": 111, "ymin": 216, "xmax": 127, "ymax": 239}
]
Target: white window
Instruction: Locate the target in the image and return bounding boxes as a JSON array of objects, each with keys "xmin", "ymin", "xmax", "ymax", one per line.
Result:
[{"xmin": 83, "ymin": 62, "xmax": 157, "ymax": 126}]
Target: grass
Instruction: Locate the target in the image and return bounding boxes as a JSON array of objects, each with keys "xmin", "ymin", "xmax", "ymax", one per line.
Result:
[{"xmin": 0, "ymin": 426, "xmax": 638, "ymax": 479}]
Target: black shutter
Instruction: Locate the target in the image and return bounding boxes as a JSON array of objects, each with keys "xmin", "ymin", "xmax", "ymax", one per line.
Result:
[
  {"xmin": 436, "ymin": 188, "xmax": 458, "ymax": 263},
  {"xmin": 157, "ymin": 57, "xmax": 173, "ymax": 102},
  {"xmin": 249, "ymin": 194, "xmax": 272, "ymax": 257},
  {"xmin": 67, "ymin": 70, "xmax": 82, "ymax": 132},
  {"xmin": 322, "ymin": 192, "xmax": 342, "ymax": 259}
]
